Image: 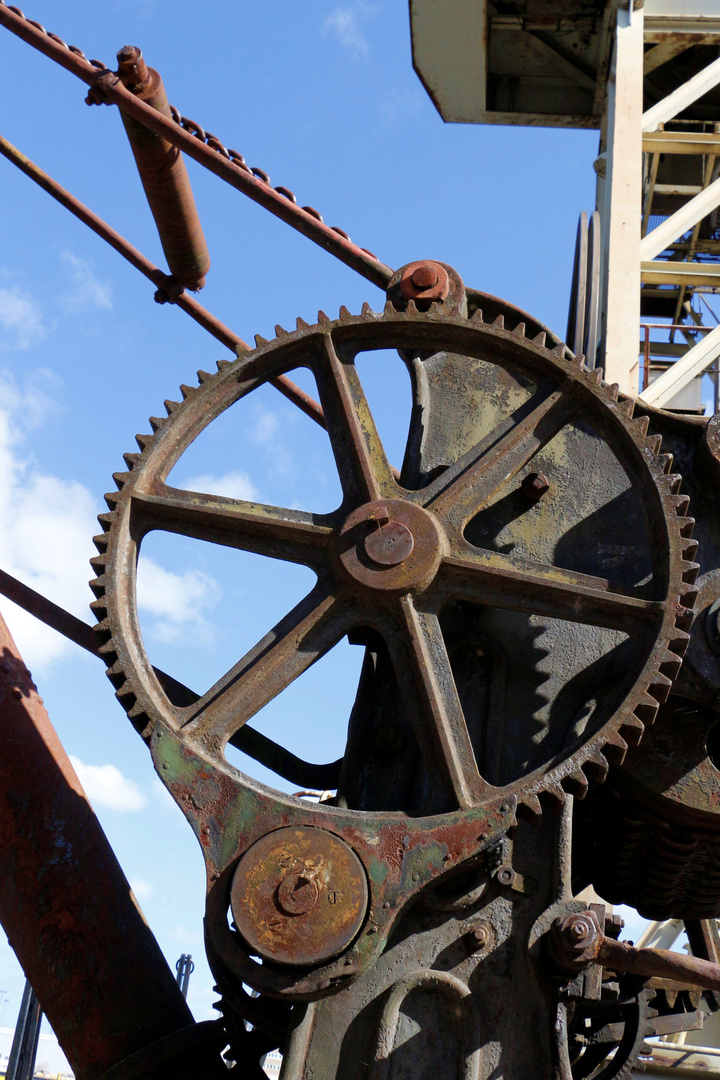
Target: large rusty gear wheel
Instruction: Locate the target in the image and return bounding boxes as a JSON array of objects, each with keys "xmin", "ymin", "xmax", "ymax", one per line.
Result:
[{"xmin": 90, "ymin": 301, "xmax": 697, "ymax": 823}]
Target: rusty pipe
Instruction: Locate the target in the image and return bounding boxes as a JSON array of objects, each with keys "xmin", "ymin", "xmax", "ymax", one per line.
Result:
[
  {"xmin": 115, "ymin": 46, "xmax": 210, "ymax": 291},
  {"xmin": 552, "ymin": 911, "xmax": 720, "ymax": 992},
  {"xmin": 0, "ymin": 609, "xmax": 223, "ymax": 1079}
]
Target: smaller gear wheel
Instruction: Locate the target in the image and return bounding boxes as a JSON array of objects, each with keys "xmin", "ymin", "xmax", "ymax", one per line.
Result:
[{"xmin": 568, "ymin": 979, "xmax": 657, "ymax": 1080}]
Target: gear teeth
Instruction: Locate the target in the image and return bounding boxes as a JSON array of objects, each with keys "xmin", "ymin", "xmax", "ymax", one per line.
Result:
[
  {"xmin": 681, "ymin": 585, "xmax": 699, "ymax": 609},
  {"xmin": 179, "ymin": 384, "xmax": 193, "ymax": 400},
  {"xmin": 383, "ymin": 300, "xmax": 395, "ymax": 316},
  {"xmin": 683, "ymin": 561, "xmax": 700, "ymax": 584},
  {"xmin": 197, "ymin": 370, "xmax": 213, "ymax": 384},
  {"xmin": 136, "ymin": 434, "xmax": 153, "ymax": 452},
  {"xmin": 560, "ymin": 768, "xmax": 589, "ymax": 798},
  {"xmin": 165, "ymin": 399, "xmax": 181, "ymax": 416},
  {"xmin": 93, "ymin": 534, "xmax": 108, "ymax": 554},
  {"xmin": 551, "ymin": 344, "xmax": 566, "ymax": 359},
  {"xmin": 338, "ymin": 306, "xmax": 351, "ymax": 320},
  {"xmin": 646, "ymin": 434, "xmax": 662, "ymax": 455},
  {"xmin": 518, "ymin": 793, "xmax": 542, "ymax": 822},
  {"xmin": 217, "ymin": 359, "xmax": 231, "ymax": 371},
  {"xmin": 607, "ymin": 382, "xmax": 620, "ymax": 400},
  {"xmin": 667, "ymin": 473, "xmax": 682, "ymax": 494},
  {"xmin": 673, "ymin": 493, "xmax": 690, "ymax": 516},
  {"xmin": 602, "ymin": 731, "xmax": 628, "ymax": 765},
  {"xmin": 112, "ymin": 472, "xmax": 130, "ymax": 490},
  {"xmin": 618, "ymin": 398, "xmax": 634, "ymax": 418},
  {"xmin": 675, "ymin": 604, "xmax": 695, "ymax": 632},
  {"xmin": 683, "ymin": 539, "xmax": 699, "ymax": 562},
  {"xmin": 361, "ymin": 302, "xmax": 373, "ymax": 316},
  {"xmin": 591, "ymin": 367, "xmax": 604, "ymax": 384},
  {"xmin": 533, "ymin": 332, "xmax": 546, "ymax": 347},
  {"xmin": 513, "ymin": 322, "xmax": 526, "ymax": 338},
  {"xmin": 296, "ymin": 316, "xmax": 311, "ymax": 330},
  {"xmin": 89, "ymin": 555, "xmax": 105, "ymax": 575},
  {"xmin": 407, "ymin": 299, "xmax": 419, "ymax": 314},
  {"xmin": 678, "ymin": 515, "xmax": 695, "ymax": 539},
  {"xmin": 622, "ymin": 716, "xmax": 648, "ymax": 746},
  {"xmin": 254, "ymin": 334, "xmax": 269, "ymax": 348},
  {"xmin": 659, "ymin": 652, "xmax": 683, "ymax": 680},
  {"xmin": 539, "ymin": 781, "xmax": 566, "ymax": 813},
  {"xmin": 149, "ymin": 416, "xmax": 164, "ymax": 433},
  {"xmin": 647, "ymin": 672, "xmax": 673, "ymax": 704},
  {"xmin": 669, "ymin": 629, "xmax": 691, "ymax": 656},
  {"xmin": 274, "ymin": 324, "xmax": 288, "ymax": 338},
  {"xmin": 633, "ymin": 414, "xmax": 650, "ymax": 436},
  {"xmin": 104, "ymin": 492, "xmax": 119, "ymax": 512},
  {"xmin": 123, "ymin": 452, "xmax": 140, "ymax": 470},
  {"xmin": 583, "ymin": 751, "xmax": 609, "ymax": 783},
  {"xmin": 318, "ymin": 310, "xmax": 331, "ymax": 325},
  {"xmin": 659, "ymin": 452, "xmax": 673, "ymax": 473},
  {"xmin": 493, "ymin": 315, "xmax": 505, "ymax": 329},
  {"xmin": 471, "ymin": 309, "xmax": 484, "ymax": 323},
  {"xmin": 89, "ymin": 594, "xmax": 107, "ymax": 613},
  {"xmin": 97, "ymin": 512, "xmax": 113, "ymax": 529},
  {"xmin": 97, "ymin": 639, "xmax": 116, "ymax": 661}
]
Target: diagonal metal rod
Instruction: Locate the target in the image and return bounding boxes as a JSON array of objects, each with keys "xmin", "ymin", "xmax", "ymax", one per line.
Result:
[
  {"xmin": 0, "ymin": 2, "xmax": 394, "ymax": 289},
  {"xmin": 0, "ymin": 132, "xmax": 325, "ymax": 428},
  {"xmin": 0, "ymin": 567, "xmax": 340, "ymax": 788}
]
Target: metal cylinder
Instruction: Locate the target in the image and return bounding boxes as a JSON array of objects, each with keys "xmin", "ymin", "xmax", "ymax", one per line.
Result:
[
  {"xmin": 116, "ymin": 46, "xmax": 210, "ymax": 291},
  {"xmin": 0, "ymin": 610, "xmax": 208, "ymax": 1079}
]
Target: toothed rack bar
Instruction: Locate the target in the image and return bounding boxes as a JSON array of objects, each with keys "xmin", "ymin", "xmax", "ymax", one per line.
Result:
[
  {"xmin": 0, "ymin": 132, "xmax": 326, "ymax": 430},
  {"xmin": 0, "ymin": 2, "xmax": 394, "ymax": 290}
]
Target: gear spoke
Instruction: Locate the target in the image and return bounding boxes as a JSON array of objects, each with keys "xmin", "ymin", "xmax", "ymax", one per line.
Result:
[
  {"xmin": 424, "ymin": 386, "xmax": 574, "ymax": 534},
  {"xmin": 130, "ymin": 485, "xmax": 335, "ymax": 568},
  {"xmin": 182, "ymin": 580, "xmax": 351, "ymax": 746},
  {"xmin": 437, "ymin": 545, "xmax": 665, "ymax": 633},
  {"xmin": 314, "ymin": 331, "xmax": 397, "ymax": 505},
  {"xmin": 382, "ymin": 596, "xmax": 486, "ymax": 809}
]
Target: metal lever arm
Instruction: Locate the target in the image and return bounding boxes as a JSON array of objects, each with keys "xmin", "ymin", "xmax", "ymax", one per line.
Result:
[{"xmin": 552, "ymin": 910, "xmax": 720, "ymax": 991}]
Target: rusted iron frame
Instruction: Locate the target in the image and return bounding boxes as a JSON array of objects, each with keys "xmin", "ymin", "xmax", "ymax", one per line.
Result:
[
  {"xmin": 0, "ymin": 609, "xmax": 229, "ymax": 1080},
  {"xmin": 0, "ymin": 132, "xmax": 325, "ymax": 429},
  {"xmin": 0, "ymin": 2, "xmax": 394, "ymax": 291}
]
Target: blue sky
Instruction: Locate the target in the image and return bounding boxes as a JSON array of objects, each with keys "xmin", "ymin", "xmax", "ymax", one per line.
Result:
[{"xmin": 0, "ymin": 0, "xmax": 654, "ymax": 1058}]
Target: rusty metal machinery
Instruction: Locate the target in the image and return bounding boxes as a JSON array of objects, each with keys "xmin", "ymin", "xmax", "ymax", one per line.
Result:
[{"xmin": 4, "ymin": 6, "xmax": 720, "ymax": 1080}]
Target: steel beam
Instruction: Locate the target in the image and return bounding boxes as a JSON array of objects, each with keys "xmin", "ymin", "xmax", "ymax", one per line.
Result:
[
  {"xmin": 640, "ymin": 320, "xmax": 720, "ymax": 406},
  {"xmin": 642, "ymin": 54, "xmax": 720, "ymax": 132},
  {"xmin": 0, "ymin": 610, "xmax": 224, "ymax": 1080},
  {"xmin": 641, "ymin": 174, "xmax": 720, "ymax": 260},
  {"xmin": 600, "ymin": 4, "xmax": 644, "ymax": 393}
]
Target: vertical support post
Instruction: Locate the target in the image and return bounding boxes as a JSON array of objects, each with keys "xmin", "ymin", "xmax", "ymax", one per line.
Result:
[
  {"xmin": 599, "ymin": 3, "xmax": 645, "ymax": 394},
  {"xmin": 6, "ymin": 981, "xmax": 42, "ymax": 1080}
]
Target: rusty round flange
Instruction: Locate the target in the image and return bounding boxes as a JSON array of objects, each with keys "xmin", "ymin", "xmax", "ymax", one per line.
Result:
[
  {"xmin": 229, "ymin": 827, "xmax": 368, "ymax": 967},
  {"xmin": 338, "ymin": 498, "xmax": 443, "ymax": 593}
]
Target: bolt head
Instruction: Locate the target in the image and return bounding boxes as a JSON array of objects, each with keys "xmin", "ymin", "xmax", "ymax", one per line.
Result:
[
  {"xmin": 521, "ymin": 472, "xmax": 550, "ymax": 503},
  {"xmin": 411, "ymin": 265, "xmax": 439, "ymax": 290},
  {"xmin": 464, "ymin": 923, "xmax": 492, "ymax": 953}
]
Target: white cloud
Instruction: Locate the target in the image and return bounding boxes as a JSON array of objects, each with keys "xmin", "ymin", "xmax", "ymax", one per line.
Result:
[
  {"xmin": 59, "ymin": 252, "xmax": 113, "ymax": 314},
  {"xmin": 0, "ymin": 287, "xmax": 46, "ymax": 351},
  {"xmin": 0, "ymin": 372, "xmax": 99, "ymax": 668},
  {"xmin": 69, "ymin": 755, "xmax": 148, "ymax": 811},
  {"xmin": 130, "ymin": 877, "xmax": 155, "ymax": 901},
  {"xmin": 137, "ymin": 556, "xmax": 221, "ymax": 643},
  {"xmin": 250, "ymin": 407, "xmax": 279, "ymax": 446},
  {"xmin": 181, "ymin": 470, "xmax": 258, "ymax": 501},
  {"xmin": 324, "ymin": 3, "xmax": 375, "ymax": 55}
]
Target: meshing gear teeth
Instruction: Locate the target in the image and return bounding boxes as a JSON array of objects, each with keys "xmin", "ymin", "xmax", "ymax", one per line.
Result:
[{"xmin": 90, "ymin": 304, "xmax": 697, "ymax": 819}]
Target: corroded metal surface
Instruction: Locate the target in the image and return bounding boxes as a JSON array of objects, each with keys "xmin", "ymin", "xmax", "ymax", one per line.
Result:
[
  {"xmin": 0, "ymin": 612, "xmax": 223, "ymax": 1080},
  {"xmin": 115, "ymin": 45, "xmax": 210, "ymax": 291},
  {"xmin": 230, "ymin": 827, "xmax": 368, "ymax": 966}
]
